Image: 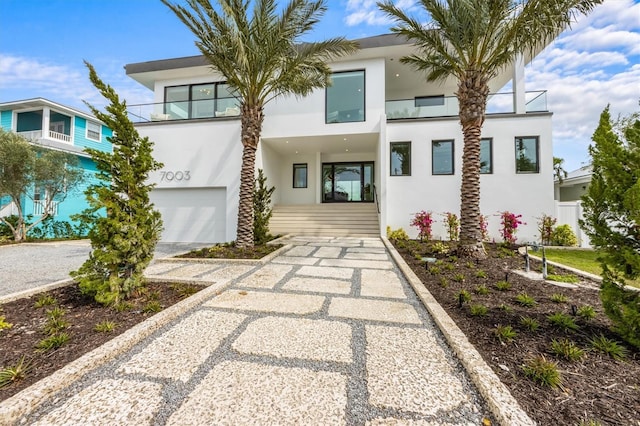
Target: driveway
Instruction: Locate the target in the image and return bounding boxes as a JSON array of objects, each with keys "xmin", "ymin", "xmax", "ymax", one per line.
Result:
[{"xmin": 0, "ymin": 241, "xmax": 211, "ymax": 297}]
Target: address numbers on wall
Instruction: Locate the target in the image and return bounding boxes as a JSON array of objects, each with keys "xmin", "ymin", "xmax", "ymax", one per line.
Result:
[{"xmin": 160, "ymin": 171, "xmax": 191, "ymax": 182}]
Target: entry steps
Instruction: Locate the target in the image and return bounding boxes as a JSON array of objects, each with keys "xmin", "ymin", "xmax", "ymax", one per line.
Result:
[{"xmin": 269, "ymin": 203, "xmax": 380, "ymax": 237}]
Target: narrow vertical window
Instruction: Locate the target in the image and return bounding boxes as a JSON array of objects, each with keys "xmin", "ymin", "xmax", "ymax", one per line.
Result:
[
  {"xmin": 480, "ymin": 138, "xmax": 493, "ymax": 174},
  {"xmin": 86, "ymin": 121, "xmax": 101, "ymax": 141},
  {"xmin": 326, "ymin": 70, "xmax": 365, "ymax": 123},
  {"xmin": 432, "ymin": 140, "xmax": 454, "ymax": 175},
  {"xmin": 293, "ymin": 163, "xmax": 308, "ymax": 188},
  {"xmin": 390, "ymin": 142, "xmax": 411, "ymax": 176},
  {"xmin": 515, "ymin": 136, "xmax": 539, "ymax": 173}
]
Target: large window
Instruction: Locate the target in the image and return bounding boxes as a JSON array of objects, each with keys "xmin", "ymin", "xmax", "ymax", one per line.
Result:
[
  {"xmin": 86, "ymin": 121, "xmax": 101, "ymax": 141},
  {"xmin": 164, "ymin": 82, "xmax": 239, "ymax": 120},
  {"xmin": 432, "ymin": 140, "xmax": 454, "ymax": 175},
  {"xmin": 480, "ymin": 138, "xmax": 492, "ymax": 174},
  {"xmin": 515, "ymin": 136, "xmax": 539, "ymax": 173},
  {"xmin": 293, "ymin": 163, "xmax": 308, "ymax": 188},
  {"xmin": 326, "ymin": 70, "xmax": 365, "ymax": 123},
  {"xmin": 390, "ymin": 142, "xmax": 411, "ymax": 176}
]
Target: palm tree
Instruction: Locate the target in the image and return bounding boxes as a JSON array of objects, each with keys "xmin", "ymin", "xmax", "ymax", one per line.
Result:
[
  {"xmin": 162, "ymin": 0, "xmax": 357, "ymax": 247},
  {"xmin": 379, "ymin": 0, "xmax": 602, "ymax": 258},
  {"xmin": 553, "ymin": 156, "xmax": 568, "ymax": 183}
]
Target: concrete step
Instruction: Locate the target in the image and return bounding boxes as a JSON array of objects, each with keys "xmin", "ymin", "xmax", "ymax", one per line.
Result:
[{"xmin": 270, "ymin": 203, "xmax": 380, "ymax": 237}]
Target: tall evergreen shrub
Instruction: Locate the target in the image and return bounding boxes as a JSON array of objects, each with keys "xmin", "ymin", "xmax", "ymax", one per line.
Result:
[
  {"xmin": 580, "ymin": 106, "xmax": 640, "ymax": 348},
  {"xmin": 71, "ymin": 62, "xmax": 163, "ymax": 305}
]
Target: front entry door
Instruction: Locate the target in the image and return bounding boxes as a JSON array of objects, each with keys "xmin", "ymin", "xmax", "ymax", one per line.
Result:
[{"xmin": 322, "ymin": 162, "xmax": 374, "ymax": 202}]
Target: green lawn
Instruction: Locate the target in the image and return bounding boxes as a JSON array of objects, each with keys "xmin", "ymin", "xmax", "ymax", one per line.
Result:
[{"xmin": 539, "ymin": 248, "xmax": 640, "ymax": 289}]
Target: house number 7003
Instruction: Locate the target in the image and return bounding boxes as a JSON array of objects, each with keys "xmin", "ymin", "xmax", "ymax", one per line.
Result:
[{"xmin": 160, "ymin": 171, "xmax": 191, "ymax": 181}]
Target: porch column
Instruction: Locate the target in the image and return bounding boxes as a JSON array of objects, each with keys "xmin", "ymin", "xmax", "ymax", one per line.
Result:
[
  {"xmin": 512, "ymin": 54, "xmax": 526, "ymax": 114},
  {"xmin": 315, "ymin": 152, "xmax": 322, "ymax": 204},
  {"xmin": 43, "ymin": 107, "xmax": 51, "ymax": 139}
]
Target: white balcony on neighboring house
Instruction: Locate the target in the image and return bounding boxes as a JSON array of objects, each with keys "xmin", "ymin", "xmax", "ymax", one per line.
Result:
[
  {"xmin": 33, "ymin": 200, "xmax": 59, "ymax": 216},
  {"xmin": 15, "ymin": 106, "xmax": 74, "ymax": 145}
]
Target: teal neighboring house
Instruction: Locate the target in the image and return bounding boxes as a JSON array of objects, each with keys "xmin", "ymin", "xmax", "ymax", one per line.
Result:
[{"xmin": 0, "ymin": 98, "xmax": 112, "ymax": 234}]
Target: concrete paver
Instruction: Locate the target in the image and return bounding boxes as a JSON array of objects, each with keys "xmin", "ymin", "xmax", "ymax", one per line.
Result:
[{"xmin": 5, "ymin": 236, "xmax": 496, "ymax": 425}]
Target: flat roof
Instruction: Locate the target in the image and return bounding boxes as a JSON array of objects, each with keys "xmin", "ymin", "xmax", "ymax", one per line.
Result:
[{"xmin": 125, "ymin": 33, "xmax": 408, "ymax": 75}]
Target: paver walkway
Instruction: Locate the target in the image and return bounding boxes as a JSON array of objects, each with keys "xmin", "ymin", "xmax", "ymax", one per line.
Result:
[{"xmin": 11, "ymin": 237, "xmax": 491, "ymax": 425}]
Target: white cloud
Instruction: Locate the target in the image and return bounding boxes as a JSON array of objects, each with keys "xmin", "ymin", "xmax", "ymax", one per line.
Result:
[
  {"xmin": 559, "ymin": 26, "xmax": 640, "ymax": 55},
  {"xmin": 0, "ymin": 54, "xmax": 154, "ymax": 115},
  {"xmin": 344, "ymin": 0, "xmax": 417, "ymax": 27},
  {"xmin": 521, "ymin": 0, "xmax": 640, "ymax": 171}
]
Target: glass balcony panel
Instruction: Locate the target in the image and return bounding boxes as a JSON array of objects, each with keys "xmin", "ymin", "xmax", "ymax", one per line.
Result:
[{"xmin": 386, "ymin": 91, "xmax": 547, "ymax": 119}]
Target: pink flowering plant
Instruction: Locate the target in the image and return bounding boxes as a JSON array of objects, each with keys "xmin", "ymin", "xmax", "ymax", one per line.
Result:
[
  {"xmin": 410, "ymin": 210, "xmax": 433, "ymax": 241},
  {"xmin": 499, "ymin": 211, "xmax": 524, "ymax": 244},
  {"xmin": 479, "ymin": 215, "xmax": 489, "ymax": 241},
  {"xmin": 444, "ymin": 212, "xmax": 460, "ymax": 241}
]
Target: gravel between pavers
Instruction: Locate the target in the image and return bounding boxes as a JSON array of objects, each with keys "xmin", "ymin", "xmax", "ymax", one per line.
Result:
[{"xmin": 5, "ymin": 237, "xmax": 505, "ymax": 425}]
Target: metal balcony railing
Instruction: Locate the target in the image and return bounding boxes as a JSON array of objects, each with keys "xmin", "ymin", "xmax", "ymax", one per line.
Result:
[{"xmin": 385, "ymin": 90, "xmax": 547, "ymax": 120}]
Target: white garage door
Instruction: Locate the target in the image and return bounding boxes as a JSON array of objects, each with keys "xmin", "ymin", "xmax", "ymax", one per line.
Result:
[{"xmin": 150, "ymin": 188, "xmax": 227, "ymax": 243}]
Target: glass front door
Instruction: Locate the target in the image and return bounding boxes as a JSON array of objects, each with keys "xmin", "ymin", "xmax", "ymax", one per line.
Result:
[{"xmin": 322, "ymin": 162, "xmax": 374, "ymax": 202}]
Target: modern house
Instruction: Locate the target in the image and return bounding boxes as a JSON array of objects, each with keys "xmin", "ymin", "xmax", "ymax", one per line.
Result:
[
  {"xmin": 0, "ymin": 98, "xmax": 112, "ymax": 234},
  {"xmin": 125, "ymin": 34, "xmax": 554, "ymax": 244}
]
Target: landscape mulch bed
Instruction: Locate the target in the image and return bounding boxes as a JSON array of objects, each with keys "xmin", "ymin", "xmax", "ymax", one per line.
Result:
[
  {"xmin": 393, "ymin": 239, "xmax": 640, "ymax": 426},
  {"xmin": 177, "ymin": 243, "xmax": 282, "ymax": 259},
  {"xmin": 0, "ymin": 281, "xmax": 202, "ymax": 402}
]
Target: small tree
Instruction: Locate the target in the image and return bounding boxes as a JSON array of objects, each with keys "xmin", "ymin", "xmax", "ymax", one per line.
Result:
[
  {"xmin": 553, "ymin": 157, "xmax": 568, "ymax": 184},
  {"xmin": 253, "ymin": 169, "xmax": 275, "ymax": 245},
  {"xmin": 537, "ymin": 213, "xmax": 556, "ymax": 245},
  {"xmin": 0, "ymin": 129, "xmax": 84, "ymax": 241},
  {"xmin": 499, "ymin": 211, "xmax": 524, "ymax": 244},
  {"xmin": 580, "ymin": 105, "xmax": 640, "ymax": 348},
  {"xmin": 72, "ymin": 62, "xmax": 163, "ymax": 305},
  {"xmin": 444, "ymin": 212, "xmax": 460, "ymax": 241},
  {"xmin": 410, "ymin": 210, "xmax": 433, "ymax": 241}
]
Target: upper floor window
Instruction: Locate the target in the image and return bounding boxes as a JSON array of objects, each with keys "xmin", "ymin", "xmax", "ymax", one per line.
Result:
[
  {"xmin": 390, "ymin": 142, "xmax": 411, "ymax": 176},
  {"xmin": 86, "ymin": 121, "xmax": 101, "ymax": 141},
  {"xmin": 480, "ymin": 138, "xmax": 492, "ymax": 174},
  {"xmin": 326, "ymin": 70, "xmax": 365, "ymax": 123},
  {"xmin": 164, "ymin": 82, "xmax": 239, "ymax": 120},
  {"xmin": 515, "ymin": 136, "xmax": 539, "ymax": 173},
  {"xmin": 432, "ymin": 140, "xmax": 454, "ymax": 175}
]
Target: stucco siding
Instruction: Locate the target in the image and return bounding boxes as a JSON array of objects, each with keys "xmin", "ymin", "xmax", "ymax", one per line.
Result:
[{"xmin": 385, "ymin": 114, "xmax": 554, "ymax": 243}]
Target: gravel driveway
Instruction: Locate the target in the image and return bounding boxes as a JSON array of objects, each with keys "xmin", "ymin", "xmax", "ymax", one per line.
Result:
[{"xmin": 0, "ymin": 241, "xmax": 211, "ymax": 297}]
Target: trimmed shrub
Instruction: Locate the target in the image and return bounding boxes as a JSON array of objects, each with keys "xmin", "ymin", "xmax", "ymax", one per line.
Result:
[{"xmin": 551, "ymin": 224, "xmax": 578, "ymax": 246}]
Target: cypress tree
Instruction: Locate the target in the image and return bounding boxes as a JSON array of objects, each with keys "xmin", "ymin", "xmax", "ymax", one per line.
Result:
[
  {"xmin": 580, "ymin": 105, "xmax": 640, "ymax": 348},
  {"xmin": 72, "ymin": 62, "xmax": 163, "ymax": 305}
]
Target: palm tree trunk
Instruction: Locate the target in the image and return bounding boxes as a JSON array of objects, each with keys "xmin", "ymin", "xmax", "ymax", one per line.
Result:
[
  {"xmin": 236, "ymin": 103, "xmax": 264, "ymax": 248},
  {"xmin": 457, "ymin": 71, "xmax": 489, "ymax": 259}
]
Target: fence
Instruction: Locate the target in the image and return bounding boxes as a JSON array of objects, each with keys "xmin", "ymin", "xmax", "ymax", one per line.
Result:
[{"xmin": 555, "ymin": 201, "xmax": 591, "ymax": 248}]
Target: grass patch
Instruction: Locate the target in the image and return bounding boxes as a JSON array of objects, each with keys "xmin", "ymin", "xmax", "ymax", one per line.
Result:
[
  {"xmin": 519, "ymin": 316, "xmax": 540, "ymax": 332},
  {"xmin": 94, "ymin": 321, "xmax": 117, "ymax": 333},
  {"xmin": 542, "ymin": 248, "xmax": 640, "ymax": 288},
  {"xmin": 515, "ymin": 293, "xmax": 537, "ymax": 307},
  {"xmin": 548, "ymin": 312, "xmax": 580, "ymax": 332},
  {"xmin": 34, "ymin": 294, "xmax": 57, "ymax": 308},
  {"xmin": 469, "ymin": 304, "xmax": 488, "ymax": 317},
  {"xmin": 494, "ymin": 325, "xmax": 517, "ymax": 343},
  {"xmin": 550, "ymin": 293, "xmax": 568, "ymax": 303},
  {"xmin": 546, "ymin": 274, "xmax": 579, "ymax": 283},
  {"xmin": 36, "ymin": 333, "xmax": 69, "ymax": 352}
]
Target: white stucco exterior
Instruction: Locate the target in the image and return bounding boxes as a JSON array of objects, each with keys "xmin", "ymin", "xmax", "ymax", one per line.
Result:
[{"xmin": 127, "ymin": 34, "xmax": 554, "ymax": 244}]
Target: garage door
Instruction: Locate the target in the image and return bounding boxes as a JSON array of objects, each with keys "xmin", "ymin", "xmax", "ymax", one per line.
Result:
[{"xmin": 150, "ymin": 188, "xmax": 227, "ymax": 243}]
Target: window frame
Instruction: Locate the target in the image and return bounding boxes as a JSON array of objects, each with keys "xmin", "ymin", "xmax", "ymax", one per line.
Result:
[
  {"xmin": 515, "ymin": 136, "xmax": 540, "ymax": 174},
  {"xmin": 432, "ymin": 139, "xmax": 455, "ymax": 175},
  {"xmin": 325, "ymin": 69, "xmax": 366, "ymax": 124},
  {"xmin": 480, "ymin": 138, "xmax": 493, "ymax": 174},
  {"xmin": 293, "ymin": 163, "xmax": 308, "ymax": 188},
  {"xmin": 390, "ymin": 141, "xmax": 411, "ymax": 176},
  {"xmin": 86, "ymin": 121, "xmax": 101, "ymax": 142},
  {"xmin": 164, "ymin": 82, "xmax": 237, "ymax": 119}
]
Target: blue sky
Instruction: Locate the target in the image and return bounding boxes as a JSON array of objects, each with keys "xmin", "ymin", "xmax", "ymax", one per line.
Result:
[{"xmin": 1, "ymin": 0, "xmax": 638, "ymax": 171}]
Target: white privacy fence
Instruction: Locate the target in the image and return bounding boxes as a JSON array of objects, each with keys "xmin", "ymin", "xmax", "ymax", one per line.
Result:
[{"xmin": 555, "ymin": 201, "xmax": 591, "ymax": 248}]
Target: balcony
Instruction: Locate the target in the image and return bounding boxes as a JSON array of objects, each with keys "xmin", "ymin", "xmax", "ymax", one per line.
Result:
[
  {"xmin": 17, "ymin": 130, "xmax": 72, "ymax": 143},
  {"xmin": 385, "ymin": 90, "xmax": 547, "ymax": 120},
  {"xmin": 128, "ymin": 98, "xmax": 241, "ymax": 124},
  {"xmin": 33, "ymin": 200, "xmax": 59, "ymax": 216}
]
